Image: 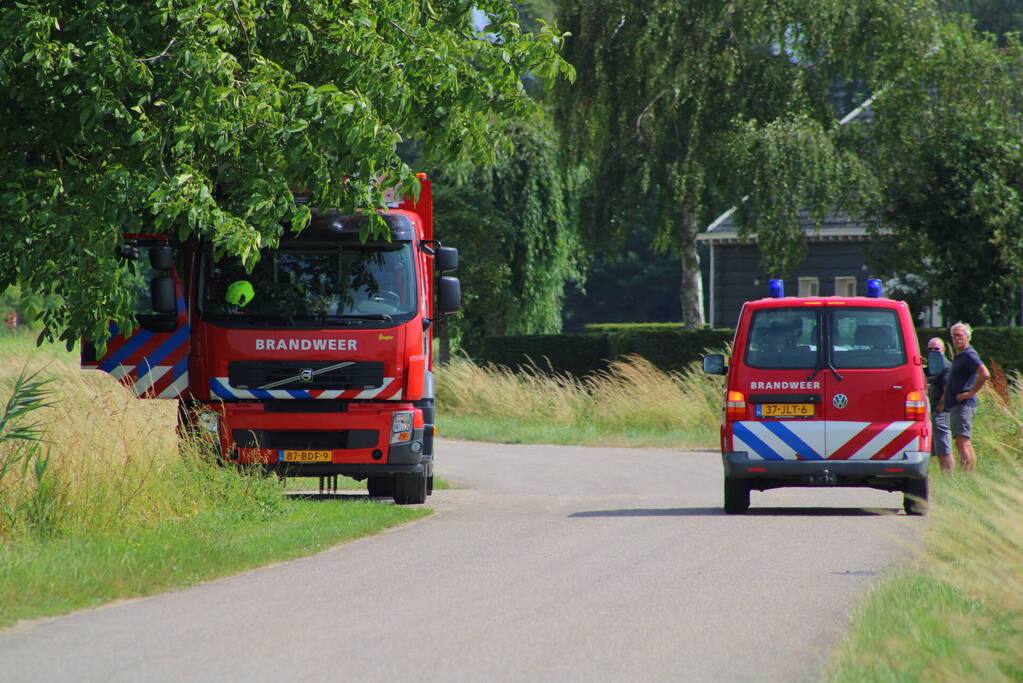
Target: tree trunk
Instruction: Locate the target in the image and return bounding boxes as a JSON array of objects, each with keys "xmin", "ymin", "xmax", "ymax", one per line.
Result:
[{"xmin": 680, "ymin": 194, "xmax": 705, "ymax": 329}]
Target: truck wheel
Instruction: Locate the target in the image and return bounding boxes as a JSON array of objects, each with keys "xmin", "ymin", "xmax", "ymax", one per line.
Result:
[
  {"xmin": 367, "ymin": 477, "xmax": 394, "ymax": 498},
  {"xmin": 903, "ymin": 478, "xmax": 928, "ymax": 516},
  {"xmin": 393, "ymin": 474, "xmax": 428, "ymax": 505},
  {"xmin": 724, "ymin": 477, "xmax": 750, "ymax": 514},
  {"xmin": 427, "ymin": 475, "xmax": 434, "ymax": 495}
]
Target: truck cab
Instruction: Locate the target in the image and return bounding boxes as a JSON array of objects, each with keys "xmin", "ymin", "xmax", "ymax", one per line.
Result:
[
  {"xmin": 83, "ymin": 177, "xmax": 459, "ymax": 505},
  {"xmin": 703, "ymin": 279, "xmax": 939, "ymax": 515}
]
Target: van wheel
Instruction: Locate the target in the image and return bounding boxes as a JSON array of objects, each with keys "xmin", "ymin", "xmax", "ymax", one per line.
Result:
[
  {"xmin": 903, "ymin": 478, "xmax": 928, "ymax": 516},
  {"xmin": 724, "ymin": 477, "xmax": 750, "ymax": 514},
  {"xmin": 393, "ymin": 474, "xmax": 428, "ymax": 505}
]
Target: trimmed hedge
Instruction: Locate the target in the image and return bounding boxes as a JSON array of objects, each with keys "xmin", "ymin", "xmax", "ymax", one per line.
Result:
[
  {"xmin": 475, "ymin": 324, "xmax": 1023, "ymax": 378},
  {"xmin": 475, "ymin": 326, "xmax": 733, "ymax": 376}
]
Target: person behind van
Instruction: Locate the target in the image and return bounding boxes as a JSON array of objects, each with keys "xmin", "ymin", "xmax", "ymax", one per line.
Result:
[
  {"xmin": 926, "ymin": 337, "xmax": 953, "ymax": 472},
  {"xmin": 940, "ymin": 322, "xmax": 990, "ymax": 471}
]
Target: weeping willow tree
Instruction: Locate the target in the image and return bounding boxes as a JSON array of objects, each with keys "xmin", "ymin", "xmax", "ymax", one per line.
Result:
[
  {"xmin": 556, "ymin": 1, "xmax": 939, "ymax": 327},
  {"xmin": 431, "ymin": 118, "xmax": 583, "ymax": 353}
]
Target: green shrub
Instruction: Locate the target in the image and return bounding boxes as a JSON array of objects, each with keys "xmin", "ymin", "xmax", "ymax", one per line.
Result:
[{"xmin": 917, "ymin": 327, "xmax": 1023, "ymax": 375}]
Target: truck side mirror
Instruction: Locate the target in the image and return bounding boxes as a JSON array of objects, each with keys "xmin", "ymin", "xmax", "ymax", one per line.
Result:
[
  {"xmin": 436, "ymin": 246, "xmax": 458, "ymax": 272},
  {"xmin": 438, "ymin": 276, "xmax": 461, "ymax": 316},
  {"xmin": 925, "ymin": 349, "xmax": 945, "ymax": 377},
  {"xmin": 703, "ymin": 354, "xmax": 727, "ymax": 375},
  {"xmin": 149, "ymin": 245, "xmax": 174, "ymax": 271},
  {"xmin": 151, "ymin": 276, "xmax": 177, "ymax": 314}
]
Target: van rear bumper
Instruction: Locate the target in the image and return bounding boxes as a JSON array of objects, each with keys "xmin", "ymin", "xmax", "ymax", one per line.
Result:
[{"xmin": 723, "ymin": 451, "xmax": 929, "ymax": 482}]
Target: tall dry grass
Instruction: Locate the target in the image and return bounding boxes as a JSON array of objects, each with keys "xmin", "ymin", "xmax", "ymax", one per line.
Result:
[
  {"xmin": 0, "ymin": 335, "xmax": 283, "ymax": 541},
  {"xmin": 436, "ymin": 353, "xmax": 724, "ymax": 446}
]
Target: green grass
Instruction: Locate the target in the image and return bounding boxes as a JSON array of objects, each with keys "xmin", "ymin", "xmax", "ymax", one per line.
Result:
[
  {"xmin": 0, "ymin": 333, "xmax": 434, "ymax": 628},
  {"xmin": 439, "ymin": 413, "xmax": 716, "ymax": 449},
  {"xmin": 826, "ymin": 378, "xmax": 1023, "ymax": 682},
  {"xmin": 0, "ymin": 501, "xmax": 429, "ymax": 628}
]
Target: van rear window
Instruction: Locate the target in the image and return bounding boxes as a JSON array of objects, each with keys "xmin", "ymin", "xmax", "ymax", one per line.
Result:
[
  {"xmin": 831, "ymin": 308, "xmax": 905, "ymax": 369},
  {"xmin": 745, "ymin": 309, "xmax": 819, "ymax": 369}
]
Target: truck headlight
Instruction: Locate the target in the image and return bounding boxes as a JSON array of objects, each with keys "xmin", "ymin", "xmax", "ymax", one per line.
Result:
[{"xmin": 391, "ymin": 411, "xmax": 414, "ymax": 444}]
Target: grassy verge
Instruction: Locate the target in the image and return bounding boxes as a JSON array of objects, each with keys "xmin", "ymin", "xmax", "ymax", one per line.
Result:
[
  {"xmin": 828, "ymin": 372, "xmax": 1023, "ymax": 680},
  {"xmin": 435, "ymin": 354, "xmax": 723, "ymax": 449},
  {"xmin": 0, "ymin": 330, "xmax": 429, "ymax": 628}
]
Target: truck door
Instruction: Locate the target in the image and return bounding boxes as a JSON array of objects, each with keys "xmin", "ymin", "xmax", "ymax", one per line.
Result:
[
  {"xmin": 821, "ymin": 307, "xmax": 921, "ymax": 460},
  {"xmin": 81, "ymin": 239, "xmax": 190, "ymax": 399}
]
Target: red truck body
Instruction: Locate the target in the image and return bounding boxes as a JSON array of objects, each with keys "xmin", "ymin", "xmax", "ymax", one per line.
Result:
[{"xmin": 82, "ymin": 177, "xmax": 458, "ymax": 504}]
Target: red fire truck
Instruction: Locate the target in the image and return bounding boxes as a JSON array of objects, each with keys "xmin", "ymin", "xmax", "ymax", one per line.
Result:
[{"xmin": 82, "ymin": 176, "xmax": 460, "ymax": 504}]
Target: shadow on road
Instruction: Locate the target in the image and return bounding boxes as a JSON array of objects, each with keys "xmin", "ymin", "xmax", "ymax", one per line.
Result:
[{"xmin": 569, "ymin": 506, "xmax": 901, "ymax": 518}]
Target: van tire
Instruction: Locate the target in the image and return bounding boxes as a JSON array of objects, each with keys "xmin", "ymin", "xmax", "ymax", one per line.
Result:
[
  {"xmin": 724, "ymin": 477, "xmax": 750, "ymax": 514},
  {"xmin": 903, "ymin": 478, "xmax": 928, "ymax": 516}
]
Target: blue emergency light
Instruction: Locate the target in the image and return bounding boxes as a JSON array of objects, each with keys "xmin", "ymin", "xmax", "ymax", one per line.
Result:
[
  {"xmin": 866, "ymin": 278, "xmax": 882, "ymax": 298},
  {"xmin": 768, "ymin": 279, "xmax": 784, "ymax": 298}
]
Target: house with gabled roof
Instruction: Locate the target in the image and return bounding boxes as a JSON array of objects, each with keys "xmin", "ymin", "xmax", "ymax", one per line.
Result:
[{"xmin": 696, "ymin": 208, "xmax": 891, "ymax": 328}]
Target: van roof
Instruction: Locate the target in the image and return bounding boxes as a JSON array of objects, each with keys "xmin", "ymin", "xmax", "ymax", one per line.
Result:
[{"xmin": 742, "ymin": 296, "xmax": 906, "ymax": 311}]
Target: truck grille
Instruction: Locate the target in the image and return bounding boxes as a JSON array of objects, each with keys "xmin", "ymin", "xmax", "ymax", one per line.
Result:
[{"xmin": 228, "ymin": 361, "xmax": 384, "ymax": 391}]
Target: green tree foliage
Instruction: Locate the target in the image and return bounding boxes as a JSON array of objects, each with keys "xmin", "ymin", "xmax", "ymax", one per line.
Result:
[
  {"xmin": 857, "ymin": 21, "xmax": 1023, "ymax": 324},
  {"xmin": 555, "ymin": 1, "xmax": 937, "ymax": 327},
  {"xmin": 939, "ymin": 0, "xmax": 1023, "ymax": 42},
  {"xmin": 0, "ymin": 1, "xmax": 572, "ymax": 346},
  {"xmin": 431, "ymin": 118, "xmax": 583, "ymax": 352}
]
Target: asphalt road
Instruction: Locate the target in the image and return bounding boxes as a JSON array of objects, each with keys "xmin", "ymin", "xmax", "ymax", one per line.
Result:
[{"xmin": 1, "ymin": 439, "xmax": 922, "ymax": 682}]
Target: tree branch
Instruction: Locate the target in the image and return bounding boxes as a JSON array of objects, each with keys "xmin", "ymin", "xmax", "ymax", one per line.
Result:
[{"xmin": 135, "ymin": 38, "xmax": 176, "ymax": 63}]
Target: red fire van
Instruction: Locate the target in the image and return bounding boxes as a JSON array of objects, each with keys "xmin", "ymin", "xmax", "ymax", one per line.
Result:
[{"xmin": 703, "ymin": 279, "xmax": 941, "ymax": 515}]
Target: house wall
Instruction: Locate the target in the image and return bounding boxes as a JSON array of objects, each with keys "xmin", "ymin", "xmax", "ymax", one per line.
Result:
[{"xmin": 710, "ymin": 242, "xmax": 874, "ymax": 327}]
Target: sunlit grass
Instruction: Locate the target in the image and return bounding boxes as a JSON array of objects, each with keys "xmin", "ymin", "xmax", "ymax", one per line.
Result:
[
  {"xmin": 828, "ymin": 371, "xmax": 1023, "ymax": 681},
  {"xmin": 436, "ymin": 354, "xmax": 724, "ymax": 449},
  {"xmin": 0, "ymin": 333, "xmax": 429, "ymax": 627}
]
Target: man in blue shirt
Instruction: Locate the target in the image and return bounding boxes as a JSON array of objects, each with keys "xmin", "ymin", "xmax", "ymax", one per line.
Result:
[{"xmin": 939, "ymin": 322, "xmax": 990, "ymax": 471}]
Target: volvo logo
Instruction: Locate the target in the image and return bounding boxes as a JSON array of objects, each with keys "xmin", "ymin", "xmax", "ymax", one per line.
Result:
[
  {"xmin": 299, "ymin": 368, "xmax": 314, "ymax": 382},
  {"xmin": 833, "ymin": 394, "xmax": 849, "ymax": 409}
]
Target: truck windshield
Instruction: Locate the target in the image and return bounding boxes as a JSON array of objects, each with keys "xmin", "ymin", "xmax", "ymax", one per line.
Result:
[{"xmin": 200, "ymin": 242, "xmax": 417, "ymax": 324}]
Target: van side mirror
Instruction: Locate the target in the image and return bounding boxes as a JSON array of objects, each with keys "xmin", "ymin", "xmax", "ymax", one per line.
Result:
[
  {"xmin": 703, "ymin": 354, "xmax": 727, "ymax": 375},
  {"xmin": 436, "ymin": 246, "xmax": 458, "ymax": 272},
  {"xmin": 437, "ymin": 276, "xmax": 461, "ymax": 316},
  {"xmin": 925, "ymin": 349, "xmax": 945, "ymax": 377},
  {"xmin": 151, "ymin": 276, "xmax": 177, "ymax": 314}
]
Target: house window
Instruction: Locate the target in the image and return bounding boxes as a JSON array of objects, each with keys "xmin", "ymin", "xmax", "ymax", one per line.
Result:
[
  {"xmin": 835, "ymin": 277, "xmax": 857, "ymax": 297},
  {"xmin": 798, "ymin": 277, "xmax": 819, "ymax": 297}
]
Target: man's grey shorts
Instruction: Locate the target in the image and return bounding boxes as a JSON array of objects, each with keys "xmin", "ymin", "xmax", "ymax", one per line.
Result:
[
  {"xmin": 932, "ymin": 411, "xmax": 951, "ymax": 455},
  {"xmin": 950, "ymin": 402, "xmax": 977, "ymax": 439}
]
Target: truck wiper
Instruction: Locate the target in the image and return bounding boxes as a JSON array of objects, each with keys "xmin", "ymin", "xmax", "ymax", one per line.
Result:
[{"xmin": 326, "ymin": 313, "xmax": 394, "ymax": 322}]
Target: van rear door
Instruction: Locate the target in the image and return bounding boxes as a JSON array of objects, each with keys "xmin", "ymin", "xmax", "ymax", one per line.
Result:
[
  {"xmin": 736, "ymin": 306, "xmax": 829, "ymax": 461},
  {"xmin": 822, "ymin": 306, "xmax": 922, "ymax": 460}
]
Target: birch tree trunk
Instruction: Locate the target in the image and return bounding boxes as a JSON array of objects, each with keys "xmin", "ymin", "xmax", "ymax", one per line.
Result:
[{"xmin": 680, "ymin": 194, "xmax": 705, "ymax": 329}]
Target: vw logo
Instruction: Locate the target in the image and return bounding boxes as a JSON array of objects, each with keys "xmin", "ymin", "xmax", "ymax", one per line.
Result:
[
  {"xmin": 299, "ymin": 368, "xmax": 314, "ymax": 382},
  {"xmin": 833, "ymin": 394, "xmax": 849, "ymax": 409}
]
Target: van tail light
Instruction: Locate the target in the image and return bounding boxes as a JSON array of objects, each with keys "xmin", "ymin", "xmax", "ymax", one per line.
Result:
[
  {"xmin": 726, "ymin": 391, "xmax": 746, "ymax": 421},
  {"xmin": 905, "ymin": 390, "xmax": 927, "ymax": 420}
]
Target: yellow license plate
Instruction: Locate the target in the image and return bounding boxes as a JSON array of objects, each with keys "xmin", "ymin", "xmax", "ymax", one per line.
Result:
[
  {"xmin": 758, "ymin": 403, "xmax": 814, "ymax": 418},
  {"xmin": 281, "ymin": 450, "xmax": 332, "ymax": 462}
]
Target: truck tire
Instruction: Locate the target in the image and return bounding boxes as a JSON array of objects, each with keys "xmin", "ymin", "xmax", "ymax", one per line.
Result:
[
  {"xmin": 724, "ymin": 477, "xmax": 750, "ymax": 514},
  {"xmin": 393, "ymin": 474, "xmax": 428, "ymax": 505},
  {"xmin": 367, "ymin": 476, "xmax": 394, "ymax": 498},
  {"xmin": 903, "ymin": 477, "xmax": 928, "ymax": 516}
]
